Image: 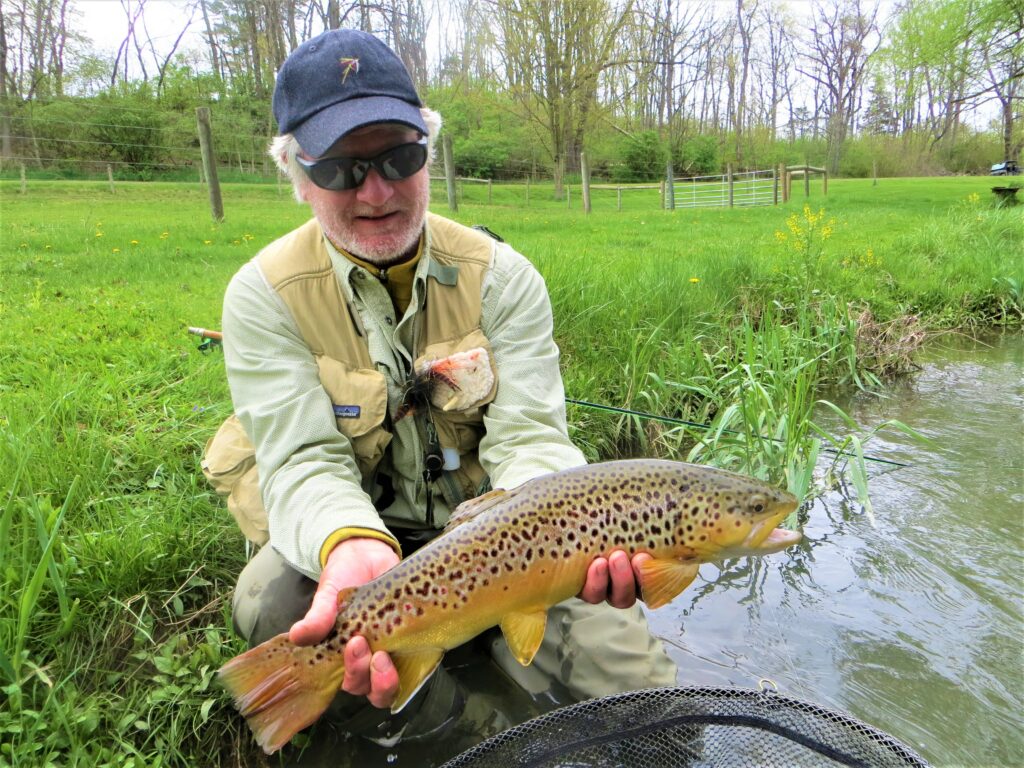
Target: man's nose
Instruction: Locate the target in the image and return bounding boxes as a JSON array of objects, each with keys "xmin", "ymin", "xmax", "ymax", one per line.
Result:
[{"xmin": 355, "ymin": 168, "xmax": 394, "ymax": 206}]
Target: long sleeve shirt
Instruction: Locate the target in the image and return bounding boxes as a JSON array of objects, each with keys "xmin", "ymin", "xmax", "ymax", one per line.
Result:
[{"xmin": 221, "ymin": 218, "xmax": 586, "ymax": 579}]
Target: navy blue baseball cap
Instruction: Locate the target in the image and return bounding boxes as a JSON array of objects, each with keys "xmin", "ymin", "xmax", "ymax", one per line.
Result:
[{"xmin": 273, "ymin": 29, "xmax": 427, "ymax": 158}]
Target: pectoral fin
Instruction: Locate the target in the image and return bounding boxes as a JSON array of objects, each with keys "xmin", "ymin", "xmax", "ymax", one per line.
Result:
[
  {"xmin": 499, "ymin": 610, "xmax": 548, "ymax": 666},
  {"xmin": 636, "ymin": 559, "xmax": 700, "ymax": 609},
  {"xmin": 389, "ymin": 649, "xmax": 444, "ymax": 713}
]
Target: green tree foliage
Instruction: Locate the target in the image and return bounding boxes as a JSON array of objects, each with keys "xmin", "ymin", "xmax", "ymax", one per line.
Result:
[
  {"xmin": 613, "ymin": 130, "xmax": 669, "ymax": 181},
  {"xmin": 675, "ymin": 135, "xmax": 721, "ymax": 176}
]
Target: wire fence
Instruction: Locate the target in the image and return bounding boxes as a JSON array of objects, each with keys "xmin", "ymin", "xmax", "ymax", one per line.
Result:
[{"xmin": 3, "ymin": 108, "xmax": 794, "ymax": 212}]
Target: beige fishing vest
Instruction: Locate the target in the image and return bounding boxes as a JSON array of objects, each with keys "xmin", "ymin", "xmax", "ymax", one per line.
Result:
[{"xmin": 202, "ymin": 213, "xmax": 498, "ymax": 544}]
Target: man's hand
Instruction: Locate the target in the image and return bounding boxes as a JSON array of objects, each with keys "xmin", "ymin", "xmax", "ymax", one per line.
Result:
[
  {"xmin": 578, "ymin": 550, "xmax": 651, "ymax": 609},
  {"xmin": 288, "ymin": 537, "xmax": 401, "ymax": 709}
]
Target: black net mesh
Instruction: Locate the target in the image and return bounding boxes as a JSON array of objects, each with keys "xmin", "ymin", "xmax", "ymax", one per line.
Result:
[{"xmin": 441, "ymin": 686, "xmax": 930, "ymax": 768}]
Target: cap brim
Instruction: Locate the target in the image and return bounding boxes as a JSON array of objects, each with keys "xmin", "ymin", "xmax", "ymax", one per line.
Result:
[{"xmin": 292, "ymin": 96, "xmax": 428, "ymax": 157}]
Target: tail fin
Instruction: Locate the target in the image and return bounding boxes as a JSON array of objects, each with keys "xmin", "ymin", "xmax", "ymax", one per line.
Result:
[{"xmin": 218, "ymin": 633, "xmax": 345, "ymax": 754}]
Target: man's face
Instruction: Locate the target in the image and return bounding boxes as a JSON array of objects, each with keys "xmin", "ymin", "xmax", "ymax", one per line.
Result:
[{"xmin": 298, "ymin": 124, "xmax": 429, "ymax": 265}]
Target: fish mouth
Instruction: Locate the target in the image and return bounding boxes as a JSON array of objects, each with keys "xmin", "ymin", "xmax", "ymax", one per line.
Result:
[{"xmin": 739, "ymin": 499, "xmax": 801, "ymax": 554}]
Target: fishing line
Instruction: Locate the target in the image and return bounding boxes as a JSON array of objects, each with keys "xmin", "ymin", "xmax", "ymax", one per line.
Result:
[
  {"xmin": 185, "ymin": 328, "xmax": 909, "ymax": 469},
  {"xmin": 565, "ymin": 397, "xmax": 910, "ymax": 468}
]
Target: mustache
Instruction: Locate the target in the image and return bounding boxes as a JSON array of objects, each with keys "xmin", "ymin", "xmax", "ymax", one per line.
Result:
[{"xmin": 351, "ymin": 207, "xmax": 401, "ymax": 218}]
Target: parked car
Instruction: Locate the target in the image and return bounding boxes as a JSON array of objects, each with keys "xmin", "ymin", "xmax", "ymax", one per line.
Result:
[{"xmin": 990, "ymin": 160, "xmax": 1020, "ymax": 176}]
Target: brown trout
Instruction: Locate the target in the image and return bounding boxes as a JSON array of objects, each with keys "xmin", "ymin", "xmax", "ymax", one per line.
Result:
[{"xmin": 219, "ymin": 459, "xmax": 800, "ymax": 753}]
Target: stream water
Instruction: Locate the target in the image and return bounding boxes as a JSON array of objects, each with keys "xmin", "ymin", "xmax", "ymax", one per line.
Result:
[
  {"xmin": 291, "ymin": 334, "xmax": 1023, "ymax": 767},
  {"xmin": 645, "ymin": 333, "xmax": 1024, "ymax": 767}
]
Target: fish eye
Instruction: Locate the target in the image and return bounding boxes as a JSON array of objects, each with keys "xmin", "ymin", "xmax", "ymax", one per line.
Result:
[{"xmin": 750, "ymin": 494, "xmax": 767, "ymax": 514}]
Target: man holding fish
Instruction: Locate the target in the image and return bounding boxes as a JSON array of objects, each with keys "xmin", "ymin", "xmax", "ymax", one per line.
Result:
[{"xmin": 210, "ymin": 28, "xmax": 678, "ymax": 748}]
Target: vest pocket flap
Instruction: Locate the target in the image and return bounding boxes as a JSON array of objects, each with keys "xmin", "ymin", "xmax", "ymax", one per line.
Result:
[
  {"xmin": 415, "ymin": 329, "xmax": 497, "ymax": 412},
  {"xmin": 201, "ymin": 414, "xmax": 256, "ymax": 495},
  {"xmin": 315, "ymin": 355, "xmax": 388, "ymax": 438}
]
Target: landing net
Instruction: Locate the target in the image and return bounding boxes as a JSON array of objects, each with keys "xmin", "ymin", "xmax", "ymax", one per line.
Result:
[{"xmin": 441, "ymin": 686, "xmax": 930, "ymax": 768}]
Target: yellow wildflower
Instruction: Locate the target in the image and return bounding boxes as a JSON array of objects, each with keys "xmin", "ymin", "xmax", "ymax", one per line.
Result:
[
  {"xmin": 112, "ymin": 248, "xmax": 120, "ymax": 253},
  {"xmin": 130, "ymin": 240, "xmax": 139, "ymax": 245},
  {"xmin": 689, "ymin": 277, "xmax": 700, "ymax": 284}
]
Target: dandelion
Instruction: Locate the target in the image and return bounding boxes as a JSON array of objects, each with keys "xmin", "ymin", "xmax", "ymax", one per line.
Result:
[
  {"xmin": 95, "ymin": 232, "xmax": 104, "ymax": 238},
  {"xmin": 203, "ymin": 239, "xmax": 212, "ymax": 245},
  {"xmin": 160, "ymin": 231, "xmax": 170, "ymax": 239},
  {"xmin": 112, "ymin": 248, "xmax": 120, "ymax": 253},
  {"xmin": 232, "ymin": 239, "xmax": 241, "ymax": 245},
  {"xmin": 689, "ymin": 277, "xmax": 700, "ymax": 284},
  {"xmin": 130, "ymin": 240, "xmax": 139, "ymax": 246},
  {"xmin": 45, "ymin": 245, "xmax": 52, "ymax": 250},
  {"xmin": 967, "ymin": 192, "xmax": 980, "ymax": 205}
]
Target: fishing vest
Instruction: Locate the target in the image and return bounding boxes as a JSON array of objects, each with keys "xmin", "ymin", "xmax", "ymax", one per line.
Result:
[{"xmin": 202, "ymin": 213, "xmax": 499, "ymax": 545}]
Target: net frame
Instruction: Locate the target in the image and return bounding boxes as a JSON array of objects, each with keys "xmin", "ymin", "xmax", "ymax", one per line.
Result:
[{"xmin": 442, "ymin": 686, "xmax": 931, "ymax": 768}]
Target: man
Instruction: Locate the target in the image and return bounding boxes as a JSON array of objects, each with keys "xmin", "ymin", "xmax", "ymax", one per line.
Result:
[{"xmin": 217, "ymin": 27, "xmax": 675, "ymax": 747}]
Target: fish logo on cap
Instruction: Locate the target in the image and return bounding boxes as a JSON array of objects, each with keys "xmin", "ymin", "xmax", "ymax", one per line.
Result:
[{"xmin": 339, "ymin": 57, "xmax": 360, "ymax": 83}]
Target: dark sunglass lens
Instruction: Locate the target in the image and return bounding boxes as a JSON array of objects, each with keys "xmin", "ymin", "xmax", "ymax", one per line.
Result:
[
  {"xmin": 377, "ymin": 143, "xmax": 427, "ymax": 180},
  {"xmin": 303, "ymin": 142, "xmax": 426, "ymax": 190}
]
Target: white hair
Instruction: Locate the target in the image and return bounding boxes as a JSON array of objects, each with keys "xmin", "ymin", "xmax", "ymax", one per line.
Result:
[{"xmin": 270, "ymin": 107, "xmax": 442, "ymax": 201}]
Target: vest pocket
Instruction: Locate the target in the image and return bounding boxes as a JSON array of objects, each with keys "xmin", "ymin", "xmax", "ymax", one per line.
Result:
[
  {"xmin": 315, "ymin": 355, "xmax": 392, "ymax": 474},
  {"xmin": 201, "ymin": 414, "xmax": 268, "ymax": 545}
]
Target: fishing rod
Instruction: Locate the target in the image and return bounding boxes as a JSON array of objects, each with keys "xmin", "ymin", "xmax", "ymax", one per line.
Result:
[
  {"xmin": 185, "ymin": 326, "xmax": 907, "ymax": 469},
  {"xmin": 565, "ymin": 398, "xmax": 910, "ymax": 469},
  {"xmin": 187, "ymin": 326, "xmax": 223, "ymax": 352}
]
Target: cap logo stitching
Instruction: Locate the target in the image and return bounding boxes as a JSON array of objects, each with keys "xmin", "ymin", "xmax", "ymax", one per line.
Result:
[{"xmin": 339, "ymin": 57, "xmax": 360, "ymax": 83}]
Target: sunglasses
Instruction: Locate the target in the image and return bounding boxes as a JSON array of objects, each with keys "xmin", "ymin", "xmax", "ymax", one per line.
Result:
[{"xmin": 297, "ymin": 139, "xmax": 428, "ymax": 191}]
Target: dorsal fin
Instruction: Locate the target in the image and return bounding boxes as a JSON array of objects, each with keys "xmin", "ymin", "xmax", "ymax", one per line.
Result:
[{"xmin": 444, "ymin": 486, "xmax": 520, "ymax": 530}]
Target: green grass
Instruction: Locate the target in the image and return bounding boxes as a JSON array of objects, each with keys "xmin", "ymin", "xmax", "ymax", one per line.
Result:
[{"xmin": 0, "ymin": 176, "xmax": 1021, "ymax": 766}]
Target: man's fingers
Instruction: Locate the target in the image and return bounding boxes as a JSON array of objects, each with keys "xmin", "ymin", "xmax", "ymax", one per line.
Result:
[
  {"xmin": 607, "ymin": 550, "xmax": 638, "ymax": 609},
  {"xmin": 366, "ymin": 651, "xmax": 400, "ymax": 709},
  {"xmin": 578, "ymin": 557, "xmax": 610, "ymax": 604},
  {"xmin": 342, "ymin": 636, "xmax": 373, "ymax": 696},
  {"xmin": 289, "ymin": 586, "xmax": 340, "ymax": 645}
]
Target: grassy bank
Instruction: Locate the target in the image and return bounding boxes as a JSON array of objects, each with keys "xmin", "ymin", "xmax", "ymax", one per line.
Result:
[{"xmin": 0, "ymin": 177, "xmax": 1020, "ymax": 766}]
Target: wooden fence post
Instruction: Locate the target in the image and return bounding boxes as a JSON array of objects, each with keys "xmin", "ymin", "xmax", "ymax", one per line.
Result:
[
  {"xmin": 195, "ymin": 107, "xmax": 224, "ymax": 221},
  {"xmin": 19, "ymin": 163, "xmax": 26, "ymax": 194},
  {"xmin": 823, "ymin": 171, "xmax": 829, "ymax": 196},
  {"xmin": 617, "ymin": 187, "xmax": 622, "ymax": 211},
  {"xmin": 804, "ymin": 167, "xmax": 810, "ymax": 198},
  {"xmin": 581, "ymin": 150, "xmax": 591, "ymax": 214},
  {"xmin": 727, "ymin": 163, "xmax": 734, "ymax": 208},
  {"xmin": 773, "ymin": 165, "xmax": 780, "ymax": 205},
  {"xmin": 107, "ymin": 164, "xmax": 115, "ymax": 193},
  {"xmin": 525, "ymin": 175, "xmax": 530, "ymax": 206},
  {"xmin": 487, "ymin": 179, "xmax": 492, "ymax": 205}
]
